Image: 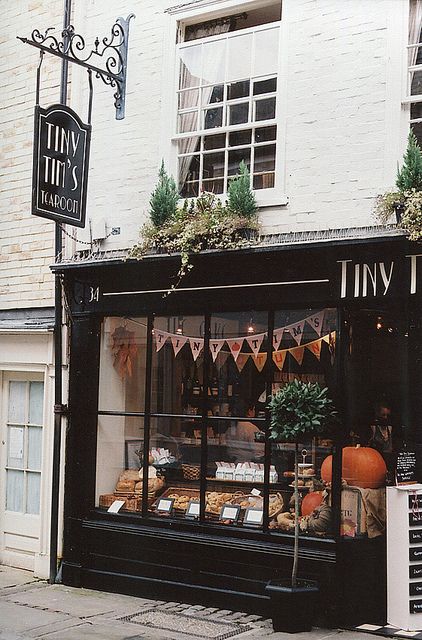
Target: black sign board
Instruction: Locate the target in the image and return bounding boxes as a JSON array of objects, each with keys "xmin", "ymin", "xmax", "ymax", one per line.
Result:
[
  {"xmin": 410, "ymin": 565, "xmax": 422, "ymax": 579},
  {"xmin": 410, "ymin": 530, "xmax": 422, "ymax": 544},
  {"xmin": 410, "ymin": 583, "xmax": 422, "ymax": 596},
  {"xmin": 409, "ymin": 495, "xmax": 422, "ymax": 510},
  {"xmin": 410, "ymin": 600, "xmax": 422, "ymax": 614},
  {"xmin": 396, "ymin": 450, "xmax": 417, "ymax": 486},
  {"xmin": 32, "ymin": 104, "xmax": 91, "ymax": 228},
  {"xmin": 409, "ymin": 512, "xmax": 422, "ymax": 527},
  {"xmin": 409, "ymin": 547, "xmax": 422, "ymax": 562}
]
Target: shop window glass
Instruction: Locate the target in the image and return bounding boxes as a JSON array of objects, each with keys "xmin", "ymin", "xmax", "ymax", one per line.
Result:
[
  {"xmin": 269, "ymin": 309, "xmax": 337, "ymax": 538},
  {"xmin": 98, "ymin": 317, "xmax": 147, "ymax": 413}
]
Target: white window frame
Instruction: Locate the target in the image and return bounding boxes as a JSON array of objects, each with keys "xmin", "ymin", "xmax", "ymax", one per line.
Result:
[{"xmin": 161, "ymin": 0, "xmax": 288, "ymax": 207}]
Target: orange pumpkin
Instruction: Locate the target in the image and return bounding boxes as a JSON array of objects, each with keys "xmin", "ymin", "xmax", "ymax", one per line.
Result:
[
  {"xmin": 301, "ymin": 491, "xmax": 323, "ymax": 516},
  {"xmin": 321, "ymin": 445, "xmax": 387, "ymax": 489}
]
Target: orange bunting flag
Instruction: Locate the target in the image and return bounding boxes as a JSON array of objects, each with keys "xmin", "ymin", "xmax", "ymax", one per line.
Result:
[
  {"xmin": 252, "ymin": 352, "xmax": 267, "ymax": 372},
  {"xmin": 272, "ymin": 349, "xmax": 286, "ymax": 371},
  {"xmin": 226, "ymin": 337, "xmax": 244, "ymax": 362},
  {"xmin": 189, "ymin": 337, "xmax": 204, "ymax": 361},
  {"xmin": 306, "ymin": 339, "xmax": 322, "ymax": 360},
  {"xmin": 289, "ymin": 345, "xmax": 305, "ymax": 366},
  {"xmin": 236, "ymin": 353, "xmax": 249, "ymax": 373}
]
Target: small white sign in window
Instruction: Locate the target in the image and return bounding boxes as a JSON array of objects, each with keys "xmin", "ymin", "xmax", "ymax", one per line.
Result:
[
  {"xmin": 244, "ymin": 507, "xmax": 263, "ymax": 526},
  {"xmin": 107, "ymin": 500, "xmax": 126, "ymax": 514},
  {"xmin": 156, "ymin": 498, "xmax": 174, "ymax": 514},
  {"xmin": 186, "ymin": 500, "xmax": 200, "ymax": 518},
  {"xmin": 220, "ymin": 504, "xmax": 240, "ymax": 522}
]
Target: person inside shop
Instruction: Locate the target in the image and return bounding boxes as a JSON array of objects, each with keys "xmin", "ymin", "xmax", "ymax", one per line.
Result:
[
  {"xmin": 227, "ymin": 402, "xmax": 263, "ymax": 462},
  {"xmin": 367, "ymin": 400, "xmax": 400, "ymax": 484}
]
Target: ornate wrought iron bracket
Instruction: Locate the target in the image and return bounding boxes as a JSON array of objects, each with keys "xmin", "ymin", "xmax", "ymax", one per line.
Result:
[{"xmin": 18, "ymin": 14, "xmax": 135, "ymax": 120}]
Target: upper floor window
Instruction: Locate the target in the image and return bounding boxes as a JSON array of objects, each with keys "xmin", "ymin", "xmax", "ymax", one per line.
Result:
[
  {"xmin": 408, "ymin": 0, "xmax": 422, "ymax": 143},
  {"xmin": 175, "ymin": 3, "xmax": 281, "ymax": 198}
]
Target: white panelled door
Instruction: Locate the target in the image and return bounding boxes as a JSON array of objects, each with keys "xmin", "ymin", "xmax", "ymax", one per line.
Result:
[{"xmin": 0, "ymin": 373, "xmax": 44, "ymax": 571}]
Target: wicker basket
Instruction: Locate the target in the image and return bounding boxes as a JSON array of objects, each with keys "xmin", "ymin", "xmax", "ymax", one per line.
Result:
[
  {"xmin": 99, "ymin": 493, "xmax": 142, "ymax": 512},
  {"xmin": 181, "ymin": 464, "xmax": 201, "ymax": 480}
]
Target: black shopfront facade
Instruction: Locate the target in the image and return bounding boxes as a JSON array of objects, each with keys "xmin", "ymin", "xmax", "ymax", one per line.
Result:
[{"xmin": 56, "ymin": 234, "xmax": 422, "ymax": 627}]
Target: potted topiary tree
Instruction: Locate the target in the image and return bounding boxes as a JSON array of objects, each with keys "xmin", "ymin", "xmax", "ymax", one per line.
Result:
[{"xmin": 265, "ymin": 379, "xmax": 337, "ymax": 633}]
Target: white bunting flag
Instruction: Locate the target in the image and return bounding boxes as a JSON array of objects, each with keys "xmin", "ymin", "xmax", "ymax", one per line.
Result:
[
  {"xmin": 189, "ymin": 337, "xmax": 204, "ymax": 361},
  {"xmin": 226, "ymin": 338, "xmax": 244, "ymax": 362},
  {"xmin": 289, "ymin": 345, "xmax": 305, "ymax": 366},
  {"xmin": 306, "ymin": 339, "xmax": 322, "ymax": 361},
  {"xmin": 322, "ymin": 333, "xmax": 330, "ymax": 344},
  {"xmin": 171, "ymin": 334, "xmax": 188, "ymax": 356},
  {"xmin": 246, "ymin": 333, "xmax": 265, "ymax": 358},
  {"xmin": 287, "ymin": 320, "xmax": 305, "ymax": 345},
  {"xmin": 306, "ymin": 310, "xmax": 325, "ymax": 336},
  {"xmin": 272, "ymin": 328, "xmax": 284, "ymax": 351},
  {"xmin": 154, "ymin": 330, "xmax": 169, "ymax": 352},
  {"xmin": 209, "ymin": 339, "xmax": 225, "ymax": 362},
  {"xmin": 272, "ymin": 349, "xmax": 286, "ymax": 371},
  {"xmin": 236, "ymin": 353, "xmax": 249, "ymax": 373},
  {"xmin": 252, "ymin": 352, "xmax": 267, "ymax": 372}
]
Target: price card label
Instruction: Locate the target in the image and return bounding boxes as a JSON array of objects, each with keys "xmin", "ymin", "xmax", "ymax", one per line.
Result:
[
  {"xmin": 156, "ymin": 498, "xmax": 174, "ymax": 513},
  {"xmin": 244, "ymin": 507, "xmax": 263, "ymax": 526},
  {"xmin": 219, "ymin": 504, "xmax": 240, "ymax": 522},
  {"xmin": 396, "ymin": 450, "xmax": 417, "ymax": 486},
  {"xmin": 107, "ymin": 500, "xmax": 125, "ymax": 514},
  {"xmin": 186, "ymin": 500, "xmax": 200, "ymax": 518}
]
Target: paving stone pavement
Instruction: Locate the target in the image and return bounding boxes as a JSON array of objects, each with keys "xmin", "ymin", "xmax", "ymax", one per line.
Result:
[{"xmin": 0, "ymin": 565, "xmax": 371, "ymax": 640}]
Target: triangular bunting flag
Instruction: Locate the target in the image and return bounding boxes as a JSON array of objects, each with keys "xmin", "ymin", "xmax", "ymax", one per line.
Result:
[
  {"xmin": 272, "ymin": 349, "xmax": 286, "ymax": 371},
  {"xmin": 306, "ymin": 310, "xmax": 325, "ymax": 336},
  {"xmin": 306, "ymin": 339, "xmax": 322, "ymax": 361},
  {"xmin": 287, "ymin": 320, "xmax": 305, "ymax": 345},
  {"xmin": 246, "ymin": 333, "xmax": 265, "ymax": 357},
  {"xmin": 154, "ymin": 329, "xmax": 169, "ymax": 352},
  {"xmin": 209, "ymin": 339, "xmax": 225, "ymax": 362},
  {"xmin": 322, "ymin": 333, "xmax": 330, "ymax": 344},
  {"xmin": 272, "ymin": 328, "xmax": 284, "ymax": 351},
  {"xmin": 171, "ymin": 334, "xmax": 188, "ymax": 356},
  {"xmin": 236, "ymin": 353, "xmax": 249, "ymax": 373},
  {"xmin": 189, "ymin": 337, "xmax": 204, "ymax": 361},
  {"xmin": 289, "ymin": 346, "xmax": 305, "ymax": 366},
  {"xmin": 252, "ymin": 352, "xmax": 267, "ymax": 372},
  {"xmin": 226, "ymin": 338, "xmax": 244, "ymax": 362}
]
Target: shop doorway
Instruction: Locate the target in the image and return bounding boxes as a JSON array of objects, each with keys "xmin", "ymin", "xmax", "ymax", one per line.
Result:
[{"xmin": 0, "ymin": 372, "xmax": 44, "ymax": 571}]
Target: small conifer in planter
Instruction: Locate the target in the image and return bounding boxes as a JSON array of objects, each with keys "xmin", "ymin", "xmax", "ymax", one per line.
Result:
[
  {"xmin": 149, "ymin": 160, "xmax": 179, "ymax": 228},
  {"xmin": 227, "ymin": 160, "xmax": 258, "ymax": 224},
  {"xmin": 266, "ymin": 380, "xmax": 337, "ymax": 633}
]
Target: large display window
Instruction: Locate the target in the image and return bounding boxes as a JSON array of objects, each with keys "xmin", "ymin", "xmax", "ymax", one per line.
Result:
[{"xmin": 96, "ymin": 309, "xmax": 339, "ymax": 537}]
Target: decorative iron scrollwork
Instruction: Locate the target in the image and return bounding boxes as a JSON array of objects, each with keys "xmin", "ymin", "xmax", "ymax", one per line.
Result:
[{"xmin": 18, "ymin": 14, "xmax": 134, "ymax": 119}]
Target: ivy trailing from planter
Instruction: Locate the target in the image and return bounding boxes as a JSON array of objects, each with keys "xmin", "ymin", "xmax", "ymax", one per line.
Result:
[
  {"xmin": 130, "ymin": 162, "xmax": 260, "ymax": 294},
  {"xmin": 375, "ymin": 131, "xmax": 422, "ymax": 239}
]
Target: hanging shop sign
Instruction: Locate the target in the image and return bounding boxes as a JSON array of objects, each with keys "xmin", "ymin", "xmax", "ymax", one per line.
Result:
[{"xmin": 32, "ymin": 104, "xmax": 91, "ymax": 228}]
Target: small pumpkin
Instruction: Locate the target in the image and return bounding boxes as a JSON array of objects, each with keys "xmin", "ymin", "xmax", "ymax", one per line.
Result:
[
  {"xmin": 321, "ymin": 445, "xmax": 387, "ymax": 489},
  {"xmin": 301, "ymin": 491, "xmax": 323, "ymax": 516}
]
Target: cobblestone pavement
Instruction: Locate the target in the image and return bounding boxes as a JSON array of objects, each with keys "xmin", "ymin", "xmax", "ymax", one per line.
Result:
[{"xmin": 0, "ymin": 565, "xmax": 369, "ymax": 640}]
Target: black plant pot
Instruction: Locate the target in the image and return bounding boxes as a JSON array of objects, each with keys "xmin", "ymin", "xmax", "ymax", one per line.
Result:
[
  {"xmin": 394, "ymin": 203, "xmax": 405, "ymax": 224},
  {"xmin": 265, "ymin": 579, "xmax": 319, "ymax": 633}
]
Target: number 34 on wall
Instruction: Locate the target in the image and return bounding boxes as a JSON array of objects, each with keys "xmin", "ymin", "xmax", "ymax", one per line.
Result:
[{"xmin": 88, "ymin": 286, "xmax": 100, "ymax": 303}]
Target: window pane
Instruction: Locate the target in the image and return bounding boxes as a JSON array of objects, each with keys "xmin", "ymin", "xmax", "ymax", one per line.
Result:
[
  {"xmin": 254, "ymin": 144, "xmax": 276, "ymax": 173},
  {"xmin": 181, "ymin": 181, "xmax": 199, "ymax": 198},
  {"xmin": 203, "ymin": 153, "xmax": 225, "ymax": 179},
  {"xmin": 412, "ymin": 121, "xmax": 422, "ymax": 148},
  {"xmin": 28, "ymin": 426, "xmax": 42, "ymax": 471},
  {"xmin": 7, "ymin": 426, "xmax": 24, "ymax": 469},
  {"xmin": 26, "ymin": 472, "xmax": 41, "ymax": 515},
  {"xmin": 204, "ymin": 133, "xmax": 226, "ymax": 150},
  {"xmin": 255, "ymin": 126, "xmax": 277, "ymax": 143},
  {"xmin": 179, "ymin": 154, "xmax": 200, "ymax": 191},
  {"xmin": 202, "ymin": 178, "xmax": 224, "ymax": 194},
  {"xmin": 178, "ymin": 111, "xmax": 198, "ymax": 134},
  {"xmin": 228, "ymin": 102, "xmax": 249, "ymax": 126},
  {"xmin": 253, "ymin": 28, "xmax": 279, "ymax": 77},
  {"xmin": 204, "ymin": 106, "xmax": 223, "ymax": 129},
  {"xmin": 99, "ymin": 317, "xmax": 148, "ymax": 413},
  {"xmin": 178, "ymin": 89, "xmax": 199, "ymax": 110},
  {"xmin": 253, "ymin": 173, "xmax": 275, "ymax": 189},
  {"xmin": 205, "ymin": 85, "xmax": 224, "ymax": 106},
  {"xmin": 253, "ymin": 78, "xmax": 277, "ymax": 95},
  {"xmin": 179, "ymin": 45, "xmax": 201, "ymax": 89},
  {"xmin": 229, "ymin": 130, "xmax": 252, "ymax": 147},
  {"xmin": 228, "ymin": 149, "xmax": 251, "ymax": 175},
  {"xmin": 410, "ymin": 70, "xmax": 422, "ymax": 96},
  {"xmin": 29, "ymin": 382, "xmax": 43, "ymax": 425},
  {"xmin": 202, "ymin": 39, "xmax": 226, "ymax": 85},
  {"xmin": 151, "ymin": 316, "xmax": 204, "ymax": 414},
  {"xmin": 227, "ymin": 33, "xmax": 252, "ymax": 80},
  {"xmin": 6, "ymin": 470, "xmax": 24, "ymax": 512},
  {"xmin": 255, "ymin": 97, "xmax": 276, "ymax": 121},
  {"xmin": 411, "ymin": 102, "xmax": 422, "ymax": 120},
  {"xmin": 8, "ymin": 381, "xmax": 26, "ymax": 423},
  {"xmin": 228, "ymin": 80, "xmax": 250, "ymax": 100}
]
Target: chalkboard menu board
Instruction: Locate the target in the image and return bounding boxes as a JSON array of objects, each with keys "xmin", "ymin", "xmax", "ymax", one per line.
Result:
[{"xmin": 396, "ymin": 451, "xmax": 418, "ymax": 486}]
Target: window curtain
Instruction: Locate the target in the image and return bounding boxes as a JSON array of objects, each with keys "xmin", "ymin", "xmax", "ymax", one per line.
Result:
[
  {"xmin": 409, "ymin": 0, "xmax": 422, "ymax": 81},
  {"xmin": 178, "ymin": 21, "xmax": 230, "ymax": 190}
]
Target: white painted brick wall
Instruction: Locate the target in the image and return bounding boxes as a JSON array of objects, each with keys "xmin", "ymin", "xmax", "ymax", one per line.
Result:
[
  {"xmin": 2, "ymin": 0, "xmax": 411, "ymax": 288},
  {"xmin": 0, "ymin": 0, "xmax": 63, "ymax": 310}
]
